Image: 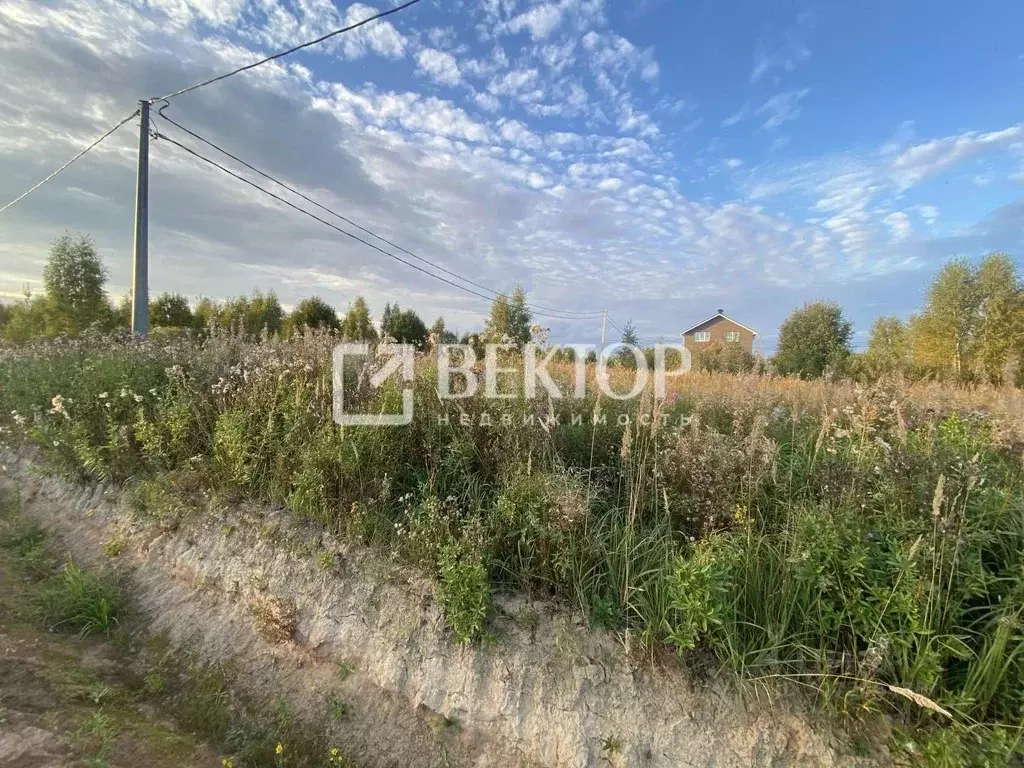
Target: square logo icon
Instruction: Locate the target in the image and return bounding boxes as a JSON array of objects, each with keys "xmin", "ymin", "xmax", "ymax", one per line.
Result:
[{"xmin": 332, "ymin": 343, "xmax": 414, "ymax": 426}]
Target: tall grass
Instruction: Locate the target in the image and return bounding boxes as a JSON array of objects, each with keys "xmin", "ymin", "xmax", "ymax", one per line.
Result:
[{"xmin": 2, "ymin": 332, "xmax": 1023, "ymax": 762}]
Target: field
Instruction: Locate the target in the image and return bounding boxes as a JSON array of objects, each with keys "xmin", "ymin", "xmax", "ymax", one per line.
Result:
[{"xmin": 2, "ymin": 330, "xmax": 1023, "ymax": 764}]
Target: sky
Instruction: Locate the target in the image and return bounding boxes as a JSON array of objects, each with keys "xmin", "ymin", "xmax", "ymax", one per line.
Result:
[{"xmin": 1, "ymin": 0, "xmax": 1022, "ymax": 352}]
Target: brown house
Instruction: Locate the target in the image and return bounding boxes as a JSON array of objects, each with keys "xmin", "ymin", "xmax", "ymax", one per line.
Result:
[{"xmin": 681, "ymin": 310, "xmax": 758, "ymax": 354}]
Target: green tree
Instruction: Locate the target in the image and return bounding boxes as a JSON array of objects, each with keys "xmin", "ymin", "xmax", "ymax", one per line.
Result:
[
  {"xmin": 112, "ymin": 293, "xmax": 132, "ymax": 330},
  {"xmin": 42, "ymin": 233, "xmax": 110, "ymax": 335},
  {"xmin": 909, "ymin": 259, "xmax": 980, "ymax": 378},
  {"xmin": 865, "ymin": 315, "xmax": 909, "ymax": 377},
  {"xmin": 245, "ymin": 291, "xmax": 284, "ymax": 338},
  {"xmin": 288, "ymin": 296, "xmax": 340, "ymax": 334},
  {"xmin": 150, "ymin": 293, "xmax": 194, "ymax": 329},
  {"xmin": 194, "ymin": 297, "xmax": 218, "ymax": 333},
  {"xmin": 194, "ymin": 291, "xmax": 283, "ymax": 339},
  {"xmin": 381, "ymin": 302, "xmax": 397, "ymax": 332},
  {"xmin": 974, "ymin": 253, "xmax": 1023, "ymax": 383},
  {"xmin": 691, "ymin": 340, "xmax": 754, "ymax": 373},
  {"xmin": 340, "ymin": 296, "xmax": 378, "ymax": 342},
  {"xmin": 1, "ymin": 289, "xmax": 49, "ymax": 343},
  {"xmin": 429, "ymin": 316, "xmax": 458, "ymax": 345},
  {"xmin": 484, "ymin": 285, "xmax": 532, "ymax": 347},
  {"xmin": 383, "ymin": 307, "xmax": 429, "ymax": 349},
  {"xmin": 614, "ymin": 320, "xmax": 641, "ymax": 368},
  {"xmin": 774, "ymin": 301, "xmax": 852, "ymax": 379}
]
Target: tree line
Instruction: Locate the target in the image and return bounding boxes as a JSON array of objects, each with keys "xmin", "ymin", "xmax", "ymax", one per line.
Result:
[
  {"xmin": 772, "ymin": 252, "xmax": 1023, "ymax": 385},
  {"xmin": 0, "ymin": 234, "xmax": 538, "ymax": 349},
  {"xmin": 2, "ymin": 234, "xmax": 1020, "ymax": 386}
]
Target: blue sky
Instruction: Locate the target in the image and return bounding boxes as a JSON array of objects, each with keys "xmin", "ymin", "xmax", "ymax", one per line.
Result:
[{"xmin": 1, "ymin": 0, "xmax": 1021, "ymax": 351}]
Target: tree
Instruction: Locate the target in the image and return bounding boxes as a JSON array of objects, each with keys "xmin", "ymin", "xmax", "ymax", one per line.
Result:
[
  {"xmin": 483, "ymin": 285, "xmax": 532, "ymax": 347},
  {"xmin": 909, "ymin": 259, "xmax": 980, "ymax": 378},
  {"xmin": 429, "ymin": 317, "xmax": 458, "ymax": 346},
  {"xmin": 192, "ymin": 291, "xmax": 282, "ymax": 339},
  {"xmin": 42, "ymin": 233, "xmax": 109, "ymax": 335},
  {"xmin": 288, "ymin": 296, "xmax": 340, "ymax": 334},
  {"xmin": 220, "ymin": 291, "xmax": 283, "ymax": 338},
  {"xmin": 691, "ymin": 340, "xmax": 754, "ymax": 373},
  {"xmin": 340, "ymin": 296, "xmax": 378, "ymax": 342},
  {"xmin": 974, "ymin": 253, "xmax": 1023, "ymax": 383},
  {"xmin": 614, "ymin": 320, "xmax": 641, "ymax": 368},
  {"xmin": 1, "ymin": 289, "xmax": 49, "ymax": 343},
  {"xmin": 150, "ymin": 293, "xmax": 194, "ymax": 329},
  {"xmin": 383, "ymin": 307, "xmax": 429, "ymax": 349},
  {"xmin": 246, "ymin": 291, "xmax": 284, "ymax": 338},
  {"xmin": 774, "ymin": 301, "xmax": 852, "ymax": 379},
  {"xmin": 194, "ymin": 297, "xmax": 218, "ymax": 333},
  {"xmin": 865, "ymin": 315, "xmax": 909, "ymax": 376},
  {"xmin": 381, "ymin": 302, "xmax": 397, "ymax": 332},
  {"xmin": 112, "ymin": 294, "xmax": 132, "ymax": 330}
]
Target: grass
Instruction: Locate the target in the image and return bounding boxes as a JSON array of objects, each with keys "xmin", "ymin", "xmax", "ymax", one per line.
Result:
[
  {"xmin": 2, "ymin": 331, "xmax": 1023, "ymax": 763},
  {"xmin": 36, "ymin": 561, "xmax": 122, "ymax": 637},
  {"xmin": 0, "ymin": 485, "xmax": 353, "ymax": 768}
]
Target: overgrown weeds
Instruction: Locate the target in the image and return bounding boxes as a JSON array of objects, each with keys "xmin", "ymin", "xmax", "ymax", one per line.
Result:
[
  {"xmin": 39, "ymin": 561, "xmax": 122, "ymax": 636},
  {"xmin": 3, "ymin": 332, "xmax": 1023, "ymax": 763}
]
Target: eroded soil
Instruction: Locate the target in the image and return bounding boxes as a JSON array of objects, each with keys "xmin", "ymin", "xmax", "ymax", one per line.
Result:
[{"xmin": 0, "ymin": 531, "xmax": 220, "ymax": 768}]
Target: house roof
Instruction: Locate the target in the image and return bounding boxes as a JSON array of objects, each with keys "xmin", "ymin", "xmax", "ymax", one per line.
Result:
[{"xmin": 680, "ymin": 312, "xmax": 759, "ymax": 337}]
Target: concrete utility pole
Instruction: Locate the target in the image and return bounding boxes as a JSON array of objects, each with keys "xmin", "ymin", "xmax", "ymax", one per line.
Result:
[{"xmin": 131, "ymin": 100, "xmax": 150, "ymax": 337}]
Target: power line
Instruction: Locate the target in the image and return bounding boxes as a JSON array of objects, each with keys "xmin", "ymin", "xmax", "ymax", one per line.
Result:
[
  {"xmin": 156, "ymin": 128, "xmax": 608, "ymax": 322},
  {"xmin": 154, "ymin": 109, "xmax": 604, "ymax": 319},
  {"xmin": 156, "ymin": 110, "xmax": 602, "ymax": 319},
  {"xmin": 0, "ymin": 109, "xmax": 139, "ymax": 215},
  {"xmin": 155, "ymin": 130, "xmax": 498, "ymax": 303},
  {"xmin": 153, "ymin": 0, "xmax": 423, "ymax": 102}
]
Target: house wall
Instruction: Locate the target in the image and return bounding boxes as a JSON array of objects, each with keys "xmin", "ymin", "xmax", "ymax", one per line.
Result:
[{"xmin": 682, "ymin": 316, "xmax": 756, "ymax": 354}]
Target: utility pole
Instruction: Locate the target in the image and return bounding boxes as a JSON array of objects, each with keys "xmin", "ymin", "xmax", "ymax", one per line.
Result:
[
  {"xmin": 131, "ymin": 100, "xmax": 150, "ymax": 337},
  {"xmin": 599, "ymin": 308, "xmax": 607, "ymax": 350}
]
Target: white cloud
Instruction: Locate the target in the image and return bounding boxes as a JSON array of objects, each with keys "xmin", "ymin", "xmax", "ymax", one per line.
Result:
[
  {"xmin": 0, "ymin": 0, "xmax": 1020, "ymax": 342},
  {"xmin": 913, "ymin": 204, "xmax": 940, "ymax": 225},
  {"xmin": 487, "ymin": 67, "xmax": 542, "ymax": 101},
  {"xmin": 757, "ymin": 88, "xmax": 811, "ymax": 129},
  {"xmin": 416, "ymin": 48, "xmax": 461, "ymax": 86},
  {"xmin": 426, "ymin": 26, "xmax": 458, "ymax": 48},
  {"xmin": 883, "ymin": 211, "xmax": 913, "ymax": 241},
  {"xmin": 505, "ymin": 2, "xmax": 564, "ymax": 40},
  {"xmin": 537, "ymin": 39, "xmax": 576, "ymax": 73},
  {"xmin": 333, "ymin": 2, "xmax": 408, "ymax": 59},
  {"xmin": 751, "ymin": 32, "xmax": 811, "ymax": 83},
  {"xmin": 160, "ymin": 0, "xmax": 247, "ymax": 27},
  {"xmin": 474, "ymin": 91, "xmax": 501, "ymax": 111},
  {"xmin": 498, "ymin": 119, "xmax": 543, "ymax": 150},
  {"xmin": 722, "ymin": 103, "xmax": 750, "ymax": 128},
  {"xmin": 890, "ymin": 125, "xmax": 1022, "ymax": 189}
]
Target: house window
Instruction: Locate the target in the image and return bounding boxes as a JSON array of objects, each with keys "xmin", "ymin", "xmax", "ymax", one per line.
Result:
[
  {"xmin": 726, "ymin": 331, "xmax": 741, "ymax": 343},
  {"xmin": 694, "ymin": 331, "xmax": 711, "ymax": 342}
]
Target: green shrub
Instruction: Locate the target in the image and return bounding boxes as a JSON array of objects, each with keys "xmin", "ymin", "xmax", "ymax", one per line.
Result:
[
  {"xmin": 436, "ymin": 529, "xmax": 491, "ymax": 644},
  {"xmin": 39, "ymin": 562, "xmax": 122, "ymax": 636},
  {"xmin": 4, "ymin": 333, "xmax": 1024, "ymax": 759}
]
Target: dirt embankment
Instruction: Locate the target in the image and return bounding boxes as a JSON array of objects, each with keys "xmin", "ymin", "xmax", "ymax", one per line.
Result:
[{"xmin": 1, "ymin": 453, "xmax": 881, "ymax": 767}]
